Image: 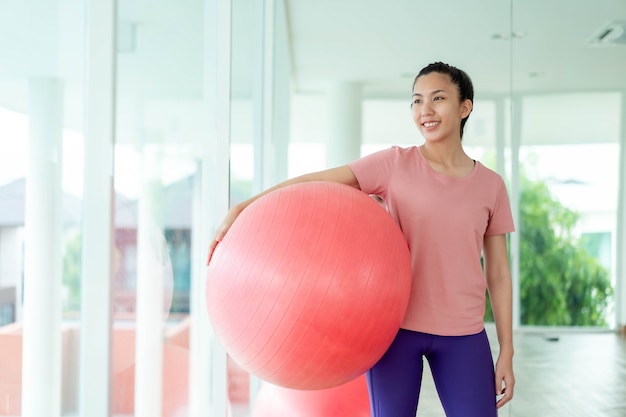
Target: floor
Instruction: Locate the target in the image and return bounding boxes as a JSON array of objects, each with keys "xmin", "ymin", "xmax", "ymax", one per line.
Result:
[
  {"xmin": 4, "ymin": 326, "xmax": 623, "ymax": 416},
  {"xmin": 235, "ymin": 327, "xmax": 626, "ymax": 417},
  {"xmin": 417, "ymin": 328, "xmax": 626, "ymax": 417}
]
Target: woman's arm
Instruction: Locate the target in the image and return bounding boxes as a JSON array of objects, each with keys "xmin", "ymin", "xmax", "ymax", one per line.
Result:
[
  {"xmin": 207, "ymin": 165, "xmax": 359, "ymax": 264},
  {"xmin": 483, "ymin": 233, "xmax": 515, "ymax": 409}
]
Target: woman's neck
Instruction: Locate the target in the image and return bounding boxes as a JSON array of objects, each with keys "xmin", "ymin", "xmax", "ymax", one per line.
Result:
[
  {"xmin": 420, "ymin": 141, "xmax": 475, "ymax": 177},
  {"xmin": 420, "ymin": 140, "xmax": 468, "ymax": 165}
]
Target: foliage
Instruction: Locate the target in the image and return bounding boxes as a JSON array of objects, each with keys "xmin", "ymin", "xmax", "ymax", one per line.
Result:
[
  {"xmin": 517, "ymin": 177, "xmax": 612, "ymax": 325},
  {"xmin": 486, "ymin": 176, "xmax": 613, "ymax": 326}
]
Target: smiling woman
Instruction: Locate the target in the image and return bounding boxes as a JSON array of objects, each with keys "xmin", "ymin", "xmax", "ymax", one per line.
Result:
[
  {"xmin": 208, "ymin": 61, "xmax": 516, "ymax": 416},
  {"xmin": 1, "ymin": 0, "xmax": 626, "ymax": 416}
]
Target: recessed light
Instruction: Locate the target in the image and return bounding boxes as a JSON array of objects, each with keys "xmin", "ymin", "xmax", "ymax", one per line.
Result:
[
  {"xmin": 491, "ymin": 32, "xmax": 527, "ymax": 40},
  {"xmin": 491, "ymin": 32, "xmax": 510, "ymax": 40},
  {"xmin": 588, "ymin": 20, "xmax": 626, "ymax": 46}
]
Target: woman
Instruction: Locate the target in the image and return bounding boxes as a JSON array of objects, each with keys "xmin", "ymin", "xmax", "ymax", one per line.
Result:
[{"xmin": 208, "ymin": 62, "xmax": 515, "ymax": 416}]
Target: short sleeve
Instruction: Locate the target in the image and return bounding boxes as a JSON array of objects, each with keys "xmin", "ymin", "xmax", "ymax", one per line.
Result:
[
  {"xmin": 348, "ymin": 147, "xmax": 403, "ymax": 196},
  {"xmin": 485, "ymin": 178, "xmax": 515, "ymax": 235}
]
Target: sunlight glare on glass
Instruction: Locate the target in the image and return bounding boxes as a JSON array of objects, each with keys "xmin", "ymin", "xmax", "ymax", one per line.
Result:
[{"xmin": 0, "ymin": 107, "xmax": 28, "ymax": 187}]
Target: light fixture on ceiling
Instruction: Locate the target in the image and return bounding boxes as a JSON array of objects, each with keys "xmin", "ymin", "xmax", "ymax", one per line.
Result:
[
  {"xmin": 588, "ymin": 20, "xmax": 626, "ymax": 46},
  {"xmin": 491, "ymin": 32, "xmax": 526, "ymax": 41}
]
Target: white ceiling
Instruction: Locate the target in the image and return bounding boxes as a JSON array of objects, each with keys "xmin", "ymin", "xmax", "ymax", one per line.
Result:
[
  {"xmin": 0, "ymin": 0, "xmax": 625, "ymax": 127},
  {"xmin": 284, "ymin": 0, "xmax": 626, "ymax": 97}
]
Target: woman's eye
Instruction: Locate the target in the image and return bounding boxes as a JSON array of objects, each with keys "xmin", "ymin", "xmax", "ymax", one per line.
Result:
[
  {"xmin": 413, "ymin": 99, "xmax": 422, "ymax": 104},
  {"xmin": 433, "ymin": 96, "xmax": 443, "ymax": 101}
]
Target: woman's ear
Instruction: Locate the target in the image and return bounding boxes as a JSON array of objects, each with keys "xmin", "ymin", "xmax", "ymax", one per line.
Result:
[{"xmin": 461, "ymin": 99, "xmax": 473, "ymax": 119}]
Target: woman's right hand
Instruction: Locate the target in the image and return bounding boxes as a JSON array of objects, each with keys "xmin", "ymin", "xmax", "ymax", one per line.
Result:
[
  {"xmin": 206, "ymin": 165, "xmax": 359, "ymax": 265},
  {"xmin": 206, "ymin": 204, "xmax": 244, "ymax": 265}
]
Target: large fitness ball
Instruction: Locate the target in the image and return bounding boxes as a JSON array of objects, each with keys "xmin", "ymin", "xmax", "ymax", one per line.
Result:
[
  {"xmin": 206, "ymin": 181, "xmax": 411, "ymax": 390},
  {"xmin": 252, "ymin": 374, "xmax": 370, "ymax": 417}
]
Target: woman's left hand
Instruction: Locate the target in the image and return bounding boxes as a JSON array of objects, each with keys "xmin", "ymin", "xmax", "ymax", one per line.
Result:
[{"xmin": 495, "ymin": 351, "xmax": 515, "ymax": 409}]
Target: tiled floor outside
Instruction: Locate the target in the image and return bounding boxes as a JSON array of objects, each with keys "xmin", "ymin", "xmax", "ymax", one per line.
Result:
[
  {"xmin": 417, "ymin": 327, "xmax": 626, "ymax": 417},
  {"xmin": 235, "ymin": 327, "xmax": 626, "ymax": 417}
]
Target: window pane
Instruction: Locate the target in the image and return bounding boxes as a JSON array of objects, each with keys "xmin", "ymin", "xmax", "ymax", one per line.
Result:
[
  {"xmin": 518, "ymin": 121, "xmax": 619, "ymax": 327},
  {"xmin": 0, "ymin": 0, "xmax": 86, "ymax": 415},
  {"xmin": 112, "ymin": 0, "xmax": 210, "ymax": 414},
  {"xmin": 512, "ymin": 0, "xmax": 626, "ymax": 329}
]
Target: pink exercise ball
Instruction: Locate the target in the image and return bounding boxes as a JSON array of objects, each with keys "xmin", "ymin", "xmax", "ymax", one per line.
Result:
[
  {"xmin": 252, "ymin": 374, "xmax": 370, "ymax": 417},
  {"xmin": 206, "ymin": 181, "xmax": 411, "ymax": 390}
]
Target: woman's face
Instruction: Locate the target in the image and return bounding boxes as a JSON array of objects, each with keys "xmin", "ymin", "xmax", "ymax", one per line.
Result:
[{"xmin": 411, "ymin": 72, "xmax": 472, "ymax": 143}]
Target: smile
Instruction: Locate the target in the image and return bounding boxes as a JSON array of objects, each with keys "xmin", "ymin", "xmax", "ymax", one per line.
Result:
[{"xmin": 422, "ymin": 121, "xmax": 439, "ymax": 127}]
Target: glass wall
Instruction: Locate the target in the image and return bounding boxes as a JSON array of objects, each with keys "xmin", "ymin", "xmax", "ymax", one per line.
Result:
[
  {"xmin": 229, "ymin": 0, "xmax": 292, "ymax": 412},
  {"xmin": 0, "ymin": 0, "xmax": 233, "ymax": 415},
  {"xmin": 112, "ymin": 0, "xmax": 227, "ymax": 415},
  {"xmin": 0, "ymin": 0, "xmax": 86, "ymax": 414},
  {"xmin": 229, "ymin": 0, "xmax": 256, "ymax": 413},
  {"xmin": 512, "ymin": 0, "xmax": 626, "ymax": 327}
]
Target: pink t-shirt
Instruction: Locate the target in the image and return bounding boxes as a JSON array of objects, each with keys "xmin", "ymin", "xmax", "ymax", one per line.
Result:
[{"xmin": 348, "ymin": 146, "xmax": 515, "ymax": 336}]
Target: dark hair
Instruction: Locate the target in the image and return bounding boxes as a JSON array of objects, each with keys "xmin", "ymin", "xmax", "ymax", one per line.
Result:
[{"xmin": 412, "ymin": 62, "xmax": 474, "ymax": 139}]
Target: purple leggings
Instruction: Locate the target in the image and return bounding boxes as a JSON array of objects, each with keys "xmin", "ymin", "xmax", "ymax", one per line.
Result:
[{"xmin": 366, "ymin": 328, "xmax": 498, "ymax": 417}]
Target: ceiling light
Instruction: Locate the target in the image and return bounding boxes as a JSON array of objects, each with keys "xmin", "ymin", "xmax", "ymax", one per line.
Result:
[
  {"xmin": 588, "ymin": 21, "xmax": 626, "ymax": 46},
  {"xmin": 491, "ymin": 32, "xmax": 527, "ymax": 41}
]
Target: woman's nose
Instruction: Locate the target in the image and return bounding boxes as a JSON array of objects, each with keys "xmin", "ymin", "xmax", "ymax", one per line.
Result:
[{"xmin": 421, "ymin": 103, "xmax": 433, "ymax": 116}]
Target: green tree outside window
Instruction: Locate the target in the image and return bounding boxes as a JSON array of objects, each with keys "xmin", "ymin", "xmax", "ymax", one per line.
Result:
[{"xmin": 486, "ymin": 175, "xmax": 613, "ymax": 326}]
